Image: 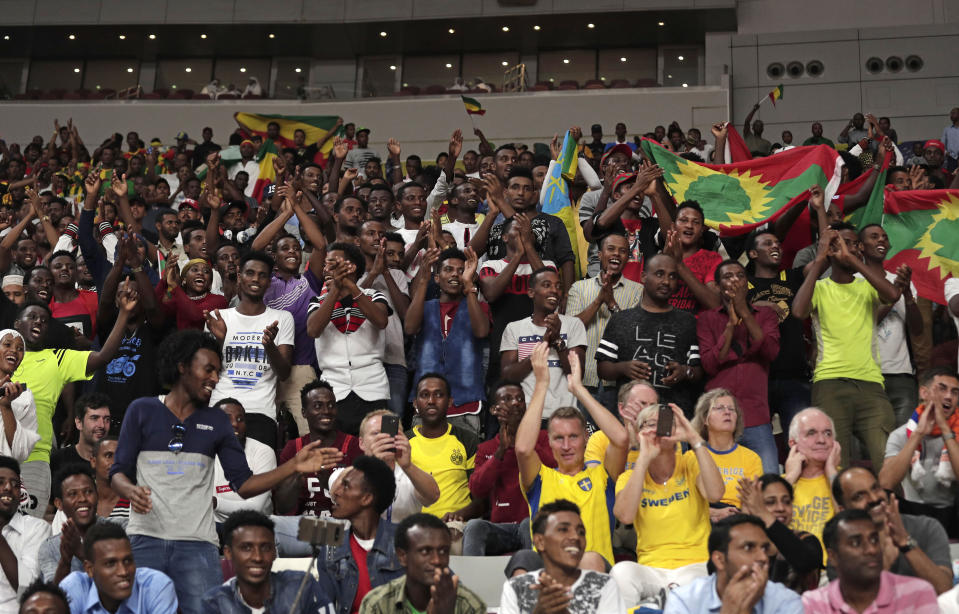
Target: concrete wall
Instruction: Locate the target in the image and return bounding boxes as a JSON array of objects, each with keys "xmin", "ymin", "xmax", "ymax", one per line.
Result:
[
  {"xmin": 707, "ymin": 23, "xmax": 959, "ymax": 145},
  {"xmin": 0, "ymin": 86, "xmax": 729, "ymax": 158},
  {"xmin": 736, "ymin": 0, "xmax": 959, "ymax": 34}
]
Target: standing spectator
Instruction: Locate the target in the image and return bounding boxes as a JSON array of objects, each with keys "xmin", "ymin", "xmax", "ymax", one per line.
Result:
[
  {"xmin": 406, "ymin": 248, "xmax": 490, "ymax": 434},
  {"xmin": 658, "ymin": 201, "xmax": 722, "ymax": 314},
  {"xmin": 109, "ymin": 330, "xmax": 339, "ymax": 614},
  {"xmin": 359, "ymin": 513, "xmax": 486, "ymax": 614},
  {"xmin": 566, "ymin": 232, "xmax": 643, "ymax": 411},
  {"xmin": 801, "ymin": 510, "xmax": 939, "ymax": 613},
  {"xmin": 48, "ymin": 251, "xmax": 97, "ymax": 339},
  {"xmin": 697, "ymin": 260, "xmax": 780, "ymax": 472},
  {"xmin": 837, "ymin": 113, "xmax": 868, "ymax": 149},
  {"xmin": 206, "ymin": 251, "xmax": 295, "ymax": 450},
  {"xmin": 501, "ymin": 268, "xmax": 587, "ymax": 418},
  {"xmin": 343, "ymin": 128, "xmax": 378, "ymax": 175},
  {"xmin": 742, "ymin": 105, "xmax": 772, "ymax": 156},
  {"xmin": 579, "ymin": 148, "xmax": 637, "ymax": 277},
  {"xmin": 211, "ymin": 399, "xmax": 276, "ymax": 524},
  {"xmin": 586, "ymin": 123, "xmax": 606, "ymax": 159},
  {"xmin": 941, "ymin": 107, "xmax": 959, "ymax": 172},
  {"xmin": 307, "ymin": 242, "xmax": 391, "ymax": 436},
  {"xmin": 499, "ymin": 500, "xmax": 624, "ymax": 614},
  {"xmin": 802, "ymin": 122, "xmax": 835, "ymax": 147},
  {"xmin": 0, "ymin": 456, "xmax": 52, "ymax": 613},
  {"xmin": 156, "ymin": 258, "xmax": 227, "ymax": 331},
  {"xmin": 597, "ymin": 254, "xmax": 702, "ymax": 415},
  {"xmin": 792, "ymin": 220, "xmax": 900, "ymax": 469},
  {"xmin": 463, "ymin": 382, "xmax": 555, "ymax": 556},
  {"xmin": 879, "ymin": 368, "xmax": 959, "ymax": 536},
  {"xmin": 604, "ymin": 122, "xmax": 636, "ymax": 152}
]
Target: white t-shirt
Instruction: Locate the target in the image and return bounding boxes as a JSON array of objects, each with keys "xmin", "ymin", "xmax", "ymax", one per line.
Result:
[
  {"xmin": 213, "ymin": 437, "xmax": 277, "ymax": 523},
  {"xmin": 208, "ymin": 307, "xmax": 295, "ymax": 418},
  {"xmin": 443, "ymin": 220, "xmax": 482, "ymax": 250},
  {"xmin": 946, "ymin": 278, "xmax": 959, "ymax": 367},
  {"xmin": 874, "ymin": 270, "xmax": 917, "ymax": 374},
  {"xmin": 358, "ymin": 269, "xmax": 409, "ymax": 366},
  {"xmin": 500, "ymin": 568, "xmax": 624, "ymax": 614},
  {"xmin": 500, "ymin": 314, "xmax": 588, "ymax": 417}
]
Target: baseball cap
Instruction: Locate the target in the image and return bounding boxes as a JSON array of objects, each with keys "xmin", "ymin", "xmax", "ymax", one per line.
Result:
[
  {"xmin": 356, "ymin": 127, "xmax": 370, "ymax": 135},
  {"xmin": 179, "ymin": 198, "xmax": 199, "ymax": 211},
  {"xmin": 150, "ymin": 138, "xmax": 162, "ymax": 147},
  {"xmin": 601, "ymin": 144, "xmax": 633, "ymax": 165},
  {"xmin": 611, "ymin": 172, "xmax": 637, "ymax": 192},
  {"xmin": 223, "ymin": 200, "xmax": 247, "ymax": 215},
  {"xmin": 591, "ymin": 124, "xmax": 602, "ymax": 133},
  {"xmin": 240, "ymin": 139, "xmax": 255, "ymax": 148},
  {"xmin": 176, "ymin": 131, "xmax": 189, "ymax": 141},
  {"xmin": 924, "ymin": 139, "xmax": 946, "ymax": 153}
]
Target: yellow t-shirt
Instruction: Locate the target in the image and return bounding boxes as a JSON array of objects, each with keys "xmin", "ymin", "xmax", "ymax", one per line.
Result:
[
  {"xmin": 525, "ymin": 463, "xmax": 615, "ymax": 565},
  {"xmin": 789, "ymin": 474, "xmax": 834, "ymax": 566},
  {"xmin": 408, "ymin": 424, "xmax": 476, "ymax": 517},
  {"xmin": 585, "ymin": 431, "xmax": 639, "ymax": 470},
  {"xmin": 707, "ymin": 444, "xmax": 763, "ymax": 507},
  {"xmin": 15, "ymin": 349, "xmax": 92, "ymax": 464},
  {"xmin": 811, "ymin": 277, "xmax": 883, "ymax": 383},
  {"xmin": 617, "ymin": 449, "xmax": 710, "ymax": 568}
]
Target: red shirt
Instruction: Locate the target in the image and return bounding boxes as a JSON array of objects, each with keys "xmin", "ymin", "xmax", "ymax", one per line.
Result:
[
  {"xmin": 349, "ymin": 534, "xmax": 372, "ymax": 614},
  {"xmin": 469, "ymin": 430, "xmax": 556, "ymax": 523},
  {"xmin": 670, "ymin": 248, "xmax": 722, "ymax": 314},
  {"xmin": 440, "ymin": 300, "xmax": 492, "ymax": 417},
  {"xmin": 278, "ymin": 432, "xmax": 362, "ymax": 515},
  {"xmin": 50, "ymin": 289, "xmax": 99, "ymax": 339}
]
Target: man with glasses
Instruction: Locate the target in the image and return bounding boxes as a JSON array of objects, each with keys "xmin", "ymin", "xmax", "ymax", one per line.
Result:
[{"xmin": 109, "ymin": 330, "xmax": 343, "ymax": 614}]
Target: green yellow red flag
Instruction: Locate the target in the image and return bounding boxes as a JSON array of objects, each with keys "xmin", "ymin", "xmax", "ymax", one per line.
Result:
[{"xmin": 233, "ymin": 112, "xmax": 340, "ymax": 164}]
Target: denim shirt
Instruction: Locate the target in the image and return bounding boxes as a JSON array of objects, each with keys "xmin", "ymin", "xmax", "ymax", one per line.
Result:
[
  {"xmin": 201, "ymin": 570, "xmax": 335, "ymax": 614},
  {"xmin": 319, "ymin": 520, "xmax": 404, "ymax": 614}
]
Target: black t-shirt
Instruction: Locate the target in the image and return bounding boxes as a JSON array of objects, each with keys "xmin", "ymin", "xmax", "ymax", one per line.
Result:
[
  {"xmin": 95, "ymin": 321, "xmax": 161, "ymax": 422},
  {"xmin": 747, "ymin": 268, "xmax": 809, "ymax": 379},
  {"xmin": 486, "ymin": 212, "xmax": 575, "ymax": 266},
  {"xmin": 50, "ymin": 445, "xmax": 84, "ymax": 478},
  {"xmin": 596, "ymin": 305, "xmax": 700, "ymax": 414}
]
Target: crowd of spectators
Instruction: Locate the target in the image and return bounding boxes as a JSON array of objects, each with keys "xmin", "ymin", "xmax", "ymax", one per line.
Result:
[{"xmin": 1, "ymin": 102, "xmax": 959, "ymax": 614}]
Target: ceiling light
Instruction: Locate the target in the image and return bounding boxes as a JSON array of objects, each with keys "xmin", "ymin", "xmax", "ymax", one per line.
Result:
[
  {"xmin": 268, "ymin": 33, "xmax": 275, "ymax": 39},
  {"xmin": 379, "ymin": 31, "xmax": 388, "ymax": 37},
  {"xmin": 682, "ymin": 83, "xmax": 688, "ymax": 87},
  {"xmin": 533, "ymin": 25, "xmax": 541, "ymax": 31},
  {"xmin": 294, "ymin": 67, "xmax": 302, "ymax": 73},
  {"xmin": 2, "ymin": 35, "xmax": 8, "ymax": 41},
  {"xmin": 502, "ymin": 26, "xmax": 509, "ymax": 32},
  {"xmin": 620, "ymin": 57, "xmax": 627, "ymax": 62},
  {"xmin": 68, "ymin": 34, "xmax": 76, "ymax": 40},
  {"xmin": 563, "ymin": 58, "xmax": 570, "ymax": 64},
  {"xmin": 448, "ymin": 28, "xmax": 455, "ymax": 34},
  {"xmin": 240, "ymin": 67, "xmax": 246, "ymax": 72},
  {"xmin": 402, "ymin": 82, "xmax": 408, "ymax": 87},
  {"xmin": 185, "ymin": 67, "xmax": 192, "ymax": 72},
  {"xmin": 126, "ymin": 67, "xmax": 133, "ymax": 73},
  {"xmin": 95, "ymin": 85, "xmax": 100, "ymax": 89},
  {"xmin": 668, "ymin": 74, "xmax": 673, "ymax": 78},
  {"xmin": 445, "ymin": 63, "xmax": 452, "ymax": 68},
  {"xmin": 548, "ymin": 78, "xmax": 554, "ymax": 82},
  {"xmin": 148, "ymin": 34, "xmax": 156, "ymax": 39},
  {"xmin": 389, "ymin": 65, "xmax": 396, "ymax": 70},
  {"xmin": 678, "ymin": 55, "xmax": 684, "ymax": 61},
  {"xmin": 200, "ymin": 33, "xmax": 207, "ymax": 39},
  {"xmin": 600, "ymin": 76, "xmax": 606, "ymax": 80},
  {"xmin": 658, "ymin": 21, "xmax": 665, "ymax": 26},
  {"xmin": 587, "ymin": 23, "xmax": 595, "ymax": 29},
  {"xmin": 118, "ymin": 35, "xmax": 126, "ymax": 40},
  {"xmin": 171, "ymin": 84, "xmax": 177, "ymax": 88},
  {"xmin": 73, "ymin": 67, "xmax": 80, "ymax": 73},
  {"xmin": 501, "ymin": 61, "xmax": 508, "ymax": 66}
]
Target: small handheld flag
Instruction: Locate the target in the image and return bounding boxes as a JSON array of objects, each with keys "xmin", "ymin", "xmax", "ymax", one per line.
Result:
[
  {"xmin": 767, "ymin": 84, "xmax": 784, "ymax": 106},
  {"xmin": 461, "ymin": 96, "xmax": 486, "ymax": 116}
]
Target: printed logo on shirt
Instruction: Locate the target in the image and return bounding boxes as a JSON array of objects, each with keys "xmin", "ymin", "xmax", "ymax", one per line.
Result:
[
  {"xmin": 577, "ymin": 477, "xmax": 593, "ymax": 492},
  {"xmin": 641, "ymin": 489, "xmax": 691, "ymax": 508},
  {"xmin": 450, "ymin": 449, "xmax": 465, "ymax": 466},
  {"xmin": 196, "ymin": 424, "xmax": 213, "ymax": 431},
  {"xmin": 793, "ymin": 495, "xmax": 832, "ymax": 530},
  {"xmin": 630, "ymin": 330, "xmax": 678, "ymax": 388},
  {"xmin": 517, "ymin": 334, "xmax": 568, "ymax": 368},
  {"xmin": 222, "ymin": 331, "xmax": 269, "ymax": 389},
  {"xmin": 216, "ymin": 485, "xmax": 233, "ymax": 494}
]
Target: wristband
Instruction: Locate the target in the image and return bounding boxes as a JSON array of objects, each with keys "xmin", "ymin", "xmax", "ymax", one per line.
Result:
[
  {"xmin": 943, "ymin": 431, "xmax": 956, "ymax": 441},
  {"xmin": 130, "ymin": 266, "xmax": 143, "ymax": 273},
  {"xmin": 692, "ymin": 441, "xmax": 706, "ymax": 451}
]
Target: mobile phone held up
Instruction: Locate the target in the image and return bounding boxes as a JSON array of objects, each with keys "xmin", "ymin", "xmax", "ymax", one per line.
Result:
[
  {"xmin": 656, "ymin": 404, "xmax": 674, "ymax": 438},
  {"xmin": 380, "ymin": 414, "xmax": 399, "ymax": 453}
]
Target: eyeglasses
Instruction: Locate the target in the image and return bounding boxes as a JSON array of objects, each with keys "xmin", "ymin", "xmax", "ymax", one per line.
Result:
[
  {"xmin": 640, "ymin": 420, "xmax": 658, "ymax": 430},
  {"xmin": 710, "ymin": 405, "xmax": 737, "ymax": 414},
  {"xmin": 168, "ymin": 423, "xmax": 186, "ymax": 454}
]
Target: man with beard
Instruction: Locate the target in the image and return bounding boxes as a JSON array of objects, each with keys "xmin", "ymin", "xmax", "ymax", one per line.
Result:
[
  {"xmin": 442, "ymin": 181, "xmax": 484, "ymax": 250},
  {"xmin": 359, "ymin": 513, "xmax": 485, "ymax": 614},
  {"xmin": 832, "ymin": 466, "xmax": 951, "ymax": 594},
  {"xmin": 802, "ymin": 510, "xmax": 938, "ymax": 613},
  {"xmin": 49, "ymin": 394, "xmax": 110, "ymax": 477},
  {"xmin": 332, "ymin": 195, "xmax": 366, "ymax": 243},
  {"xmin": 212, "ymin": 243, "xmax": 238, "ymax": 304},
  {"xmin": 202, "ymin": 511, "xmax": 334, "ymax": 613},
  {"xmin": 212, "ymin": 399, "xmax": 276, "ymax": 523},
  {"xmin": 109, "ymin": 329, "xmax": 340, "ymax": 614},
  {"xmin": 205, "ymin": 252, "xmax": 295, "ymax": 449},
  {"xmin": 0, "ymin": 456, "xmax": 52, "ymax": 612}
]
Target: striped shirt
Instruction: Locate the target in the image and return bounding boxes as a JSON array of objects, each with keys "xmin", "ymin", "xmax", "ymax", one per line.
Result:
[
  {"xmin": 566, "ymin": 275, "xmax": 643, "ymax": 387},
  {"xmin": 802, "ymin": 571, "xmax": 938, "ymax": 613}
]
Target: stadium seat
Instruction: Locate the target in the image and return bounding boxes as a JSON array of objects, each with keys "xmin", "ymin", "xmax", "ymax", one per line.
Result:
[
  {"xmin": 424, "ymin": 84, "xmax": 446, "ymax": 95},
  {"xmin": 63, "ymin": 91, "xmax": 87, "ymax": 100},
  {"xmin": 153, "ymin": 88, "xmax": 170, "ymax": 98},
  {"xmin": 395, "ymin": 89, "xmax": 416, "ymax": 96},
  {"xmin": 217, "ymin": 93, "xmax": 239, "ymax": 100},
  {"xmin": 531, "ymin": 84, "xmax": 551, "ymax": 91},
  {"xmin": 558, "ymin": 80, "xmax": 579, "ymax": 89},
  {"xmin": 584, "ymin": 80, "xmax": 606, "ymax": 89},
  {"xmin": 140, "ymin": 92, "xmax": 165, "ymax": 99},
  {"xmin": 534, "ymin": 81, "xmax": 553, "ymax": 90},
  {"xmin": 610, "ymin": 79, "xmax": 631, "ymax": 88}
]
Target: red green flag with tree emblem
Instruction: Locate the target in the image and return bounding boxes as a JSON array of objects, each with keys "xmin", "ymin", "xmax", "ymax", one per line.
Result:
[
  {"xmin": 234, "ymin": 112, "xmax": 341, "ymax": 165},
  {"xmin": 640, "ymin": 140, "xmax": 844, "ymax": 236},
  {"xmin": 881, "ymin": 189, "xmax": 959, "ymax": 304}
]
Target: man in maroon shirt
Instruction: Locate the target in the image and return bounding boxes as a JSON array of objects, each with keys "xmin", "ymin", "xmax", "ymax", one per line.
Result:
[
  {"xmin": 696, "ymin": 259, "xmax": 780, "ymax": 474},
  {"xmin": 274, "ymin": 380, "xmax": 362, "ymax": 516},
  {"xmin": 461, "ymin": 381, "xmax": 556, "ymax": 555}
]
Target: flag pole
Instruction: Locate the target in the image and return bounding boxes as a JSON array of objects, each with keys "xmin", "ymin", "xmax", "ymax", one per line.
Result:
[{"xmin": 754, "ymin": 91, "xmax": 771, "ymax": 108}]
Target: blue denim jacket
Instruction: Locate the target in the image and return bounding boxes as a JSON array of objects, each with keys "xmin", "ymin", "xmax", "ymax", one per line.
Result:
[
  {"xmin": 201, "ymin": 570, "xmax": 335, "ymax": 614},
  {"xmin": 318, "ymin": 520, "xmax": 404, "ymax": 614}
]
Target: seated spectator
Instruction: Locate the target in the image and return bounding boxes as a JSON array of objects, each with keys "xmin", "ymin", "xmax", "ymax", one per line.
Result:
[
  {"xmin": 610, "ymin": 402, "xmax": 725, "ymax": 608},
  {"xmin": 109, "ymin": 330, "xmax": 340, "ymax": 614},
  {"xmin": 275, "ymin": 380, "xmax": 362, "ymax": 517},
  {"xmin": 566, "ymin": 231, "xmax": 643, "ymax": 410},
  {"xmin": 783, "ymin": 408, "xmax": 840, "ymax": 563},
  {"xmin": 689, "ymin": 389, "xmax": 763, "ymax": 516},
  {"xmin": 156, "ymin": 257, "xmax": 227, "ymax": 331},
  {"xmin": 406, "ymin": 247, "xmax": 490, "ymax": 434},
  {"xmin": 597, "ymin": 254, "xmax": 703, "ymax": 415},
  {"xmin": 18, "ymin": 580, "xmax": 69, "ymax": 614},
  {"xmin": 802, "ymin": 122, "xmax": 835, "ymax": 147},
  {"xmin": 737, "ymin": 475, "xmax": 823, "ymax": 593},
  {"xmin": 50, "ymin": 393, "xmax": 110, "ymax": 477},
  {"xmin": 307, "ymin": 242, "xmax": 391, "ymax": 436},
  {"xmin": 801, "ymin": 510, "xmax": 939, "ymax": 613},
  {"xmin": 697, "ymin": 260, "xmax": 781, "ymax": 473},
  {"xmin": 60, "ymin": 522, "xmax": 178, "ymax": 614},
  {"xmin": 518, "ymin": 344, "xmax": 628, "ymax": 568},
  {"xmin": 408, "ymin": 374, "xmax": 482, "ymax": 522},
  {"xmin": 359, "ymin": 513, "xmax": 486, "ymax": 614},
  {"xmin": 500, "ymin": 500, "xmax": 624, "ymax": 614},
  {"xmin": 463, "ymin": 382, "xmax": 556, "ymax": 556},
  {"xmin": 0, "ymin": 330, "xmax": 39, "ymax": 463},
  {"xmin": 211, "ymin": 399, "xmax": 276, "ymax": 524},
  {"xmin": 832, "ymin": 465, "xmax": 952, "ymax": 594},
  {"xmin": 792, "ymin": 221, "xmax": 900, "ymax": 469},
  {"xmin": 879, "ymin": 368, "xmax": 959, "ymax": 536},
  {"xmin": 0, "ymin": 456, "xmax": 52, "ymax": 611},
  {"xmin": 202, "ymin": 511, "xmax": 334, "ymax": 614},
  {"xmin": 585, "ymin": 379, "xmax": 659, "ymax": 470},
  {"xmin": 89, "ymin": 436, "xmax": 128, "ymax": 522},
  {"xmin": 321, "ymin": 455, "xmax": 403, "ymax": 614}
]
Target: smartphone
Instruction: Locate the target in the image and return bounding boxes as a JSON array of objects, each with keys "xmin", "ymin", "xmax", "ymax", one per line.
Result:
[
  {"xmin": 380, "ymin": 414, "xmax": 399, "ymax": 437},
  {"xmin": 656, "ymin": 404, "xmax": 674, "ymax": 438}
]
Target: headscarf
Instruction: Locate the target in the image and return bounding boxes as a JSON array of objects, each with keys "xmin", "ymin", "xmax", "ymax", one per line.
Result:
[{"xmin": 0, "ymin": 329, "xmax": 23, "ymax": 345}]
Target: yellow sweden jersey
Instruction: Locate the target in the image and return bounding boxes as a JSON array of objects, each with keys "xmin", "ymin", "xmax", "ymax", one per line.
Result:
[
  {"xmin": 707, "ymin": 444, "xmax": 763, "ymax": 507},
  {"xmin": 408, "ymin": 424, "xmax": 477, "ymax": 517},
  {"xmin": 585, "ymin": 430, "xmax": 639, "ymax": 471},
  {"xmin": 789, "ymin": 474, "xmax": 834, "ymax": 566},
  {"xmin": 525, "ymin": 463, "xmax": 615, "ymax": 565}
]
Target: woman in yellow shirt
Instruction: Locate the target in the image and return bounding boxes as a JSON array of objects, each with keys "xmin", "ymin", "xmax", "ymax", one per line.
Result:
[{"xmin": 690, "ymin": 388, "xmax": 763, "ymax": 516}]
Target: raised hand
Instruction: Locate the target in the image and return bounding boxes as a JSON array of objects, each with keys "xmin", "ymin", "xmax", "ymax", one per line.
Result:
[
  {"xmin": 549, "ymin": 134, "xmax": 561, "ymax": 160},
  {"xmin": 203, "ymin": 309, "xmax": 227, "ymax": 342},
  {"xmin": 426, "ymin": 567, "xmax": 459, "ymax": 614},
  {"xmin": 343, "ymin": 167, "xmax": 359, "ymax": 183},
  {"xmin": 110, "ymin": 170, "xmax": 128, "ymax": 197},
  {"xmin": 635, "ymin": 162, "xmax": 664, "ymax": 194},
  {"xmin": 530, "ymin": 341, "xmax": 550, "ymax": 381},
  {"xmin": 825, "ymin": 440, "xmax": 842, "ymax": 480},
  {"xmin": 293, "ymin": 441, "xmax": 344, "ymax": 474},
  {"xmin": 783, "ymin": 445, "xmax": 806, "ymax": 484},
  {"xmin": 664, "ymin": 229, "xmax": 684, "ymax": 261},
  {"xmin": 711, "ymin": 121, "xmax": 729, "ymax": 139},
  {"xmin": 448, "ymin": 130, "xmax": 463, "ymax": 159},
  {"xmin": 332, "ymin": 137, "xmax": 348, "ymax": 160},
  {"xmin": 461, "ymin": 246, "xmax": 478, "ymax": 288},
  {"xmin": 261, "ymin": 320, "xmax": 280, "ymax": 348},
  {"xmin": 84, "ymin": 164, "xmax": 103, "ymax": 198},
  {"xmin": 387, "ymin": 138, "xmax": 401, "ymax": 158},
  {"xmin": 117, "ymin": 280, "xmax": 140, "ymax": 315},
  {"xmin": 565, "ymin": 350, "xmax": 583, "ymax": 391},
  {"xmin": 569, "ymin": 126, "xmax": 583, "ymax": 142},
  {"xmin": 807, "ymin": 184, "xmax": 825, "ymax": 212}
]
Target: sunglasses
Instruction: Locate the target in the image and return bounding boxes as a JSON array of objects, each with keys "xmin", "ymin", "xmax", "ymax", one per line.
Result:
[{"xmin": 168, "ymin": 423, "xmax": 186, "ymax": 454}]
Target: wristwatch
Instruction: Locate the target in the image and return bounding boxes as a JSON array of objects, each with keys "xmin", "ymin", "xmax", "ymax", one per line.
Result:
[
  {"xmin": 552, "ymin": 339, "xmax": 568, "ymax": 352},
  {"xmin": 898, "ymin": 536, "xmax": 918, "ymax": 554}
]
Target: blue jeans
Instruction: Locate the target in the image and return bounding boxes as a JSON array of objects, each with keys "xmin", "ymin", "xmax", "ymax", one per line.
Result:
[
  {"xmin": 739, "ymin": 423, "xmax": 780, "ymax": 474},
  {"xmin": 462, "ymin": 517, "xmax": 531, "ymax": 556},
  {"xmin": 130, "ymin": 535, "xmax": 222, "ymax": 614},
  {"xmin": 384, "ymin": 363, "xmax": 409, "ymax": 420}
]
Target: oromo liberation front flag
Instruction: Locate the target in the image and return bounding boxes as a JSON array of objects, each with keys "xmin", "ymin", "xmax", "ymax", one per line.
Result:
[
  {"xmin": 640, "ymin": 140, "xmax": 843, "ymax": 236},
  {"xmin": 541, "ymin": 130, "xmax": 584, "ymax": 276},
  {"xmin": 233, "ymin": 112, "xmax": 340, "ymax": 164},
  {"xmin": 882, "ymin": 189, "xmax": 959, "ymax": 304},
  {"xmin": 461, "ymin": 96, "xmax": 486, "ymax": 116}
]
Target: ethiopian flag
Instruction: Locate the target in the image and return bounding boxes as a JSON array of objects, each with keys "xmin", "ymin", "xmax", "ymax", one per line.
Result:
[
  {"xmin": 541, "ymin": 130, "xmax": 585, "ymax": 277},
  {"xmin": 251, "ymin": 140, "xmax": 280, "ymax": 203},
  {"xmin": 882, "ymin": 189, "xmax": 959, "ymax": 304},
  {"xmin": 640, "ymin": 140, "xmax": 843, "ymax": 236},
  {"xmin": 461, "ymin": 96, "xmax": 486, "ymax": 116},
  {"xmin": 234, "ymin": 112, "xmax": 340, "ymax": 165},
  {"xmin": 768, "ymin": 84, "xmax": 784, "ymax": 106}
]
